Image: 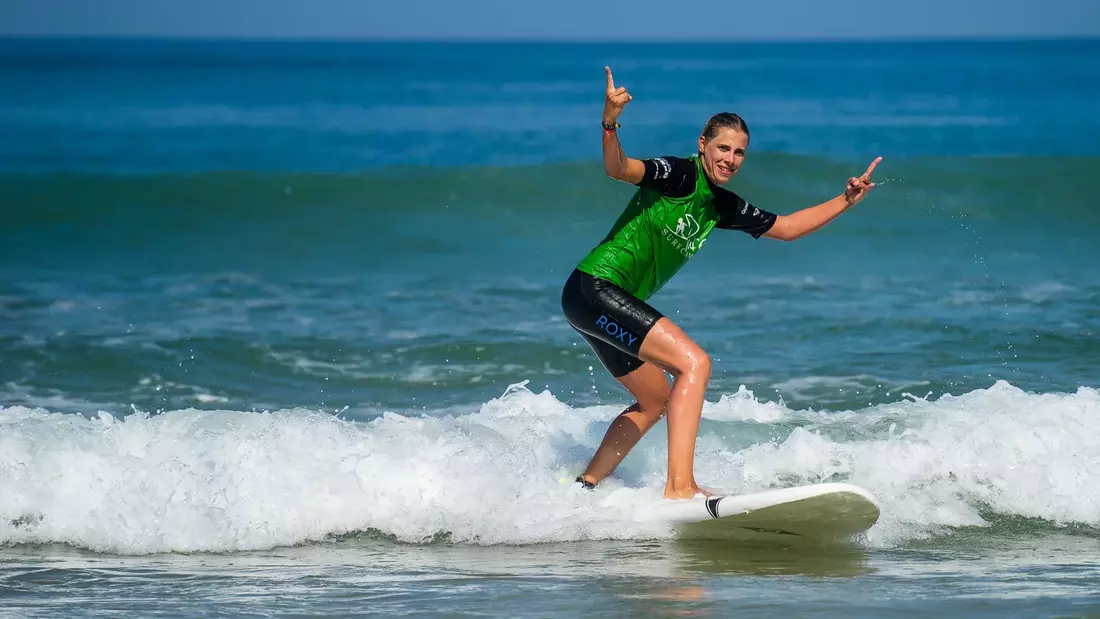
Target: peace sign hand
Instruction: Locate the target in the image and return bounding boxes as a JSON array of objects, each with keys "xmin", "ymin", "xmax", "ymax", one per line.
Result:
[
  {"xmin": 603, "ymin": 66, "xmax": 632, "ymax": 125},
  {"xmin": 845, "ymin": 157, "xmax": 882, "ymax": 206}
]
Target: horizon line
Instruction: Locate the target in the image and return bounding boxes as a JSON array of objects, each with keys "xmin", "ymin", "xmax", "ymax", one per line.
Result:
[{"xmin": 1, "ymin": 33, "xmax": 1099, "ymax": 44}]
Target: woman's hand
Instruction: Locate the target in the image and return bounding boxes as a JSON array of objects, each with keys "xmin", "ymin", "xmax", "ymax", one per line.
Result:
[
  {"xmin": 603, "ymin": 66, "xmax": 632, "ymax": 126},
  {"xmin": 845, "ymin": 157, "xmax": 882, "ymax": 206}
]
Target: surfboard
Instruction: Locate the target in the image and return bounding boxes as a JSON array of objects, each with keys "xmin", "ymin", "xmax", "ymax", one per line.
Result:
[{"xmin": 646, "ymin": 482, "xmax": 881, "ymax": 542}]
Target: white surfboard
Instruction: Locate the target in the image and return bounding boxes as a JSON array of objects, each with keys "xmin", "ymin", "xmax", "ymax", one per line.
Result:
[{"xmin": 646, "ymin": 483, "xmax": 881, "ymax": 542}]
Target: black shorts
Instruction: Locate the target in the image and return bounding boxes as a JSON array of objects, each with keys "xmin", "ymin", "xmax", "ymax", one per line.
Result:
[{"xmin": 561, "ymin": 269, "xmax": 664, "ymax": 378}]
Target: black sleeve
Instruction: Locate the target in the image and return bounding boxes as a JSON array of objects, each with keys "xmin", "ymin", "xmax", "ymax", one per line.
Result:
[
  {"xmin": 636, "ymin": 156, "xmax": 696, "ymax": 198},
  {"xmin": 713, "ymin": 188, "xmax": 777, "ymax": 239}
]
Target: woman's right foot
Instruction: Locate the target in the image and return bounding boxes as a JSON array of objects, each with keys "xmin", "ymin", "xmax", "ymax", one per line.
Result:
[{"xmin": 663, "ymin": 484, "xmax": 712, "ymax": 500}]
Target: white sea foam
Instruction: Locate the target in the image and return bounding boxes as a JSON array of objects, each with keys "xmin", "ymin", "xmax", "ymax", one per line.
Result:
[{"xmin": 1, "ymin": 380, "xmax": 1097, "ymax": 555}]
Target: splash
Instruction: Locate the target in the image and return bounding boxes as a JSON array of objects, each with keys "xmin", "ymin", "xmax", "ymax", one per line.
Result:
[{"xmin": 1, "ymin": 380, "xmax": 1097, "ymax": 554}]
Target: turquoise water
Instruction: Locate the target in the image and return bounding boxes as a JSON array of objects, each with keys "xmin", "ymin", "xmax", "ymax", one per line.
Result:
[{"xmin": 2, "ymin": 38, "xmax": 1100, "ymax": 617}]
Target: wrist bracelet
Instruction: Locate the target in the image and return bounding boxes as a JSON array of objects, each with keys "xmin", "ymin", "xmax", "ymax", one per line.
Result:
[{"xmin": 602, "ymin": 121, "xmax": 620, "ymax": 132}]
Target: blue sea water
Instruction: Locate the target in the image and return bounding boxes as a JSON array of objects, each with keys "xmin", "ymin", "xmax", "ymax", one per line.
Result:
[{"xmin": 2, "ymin": 37, "xmax": 1100, "ymax": 617}]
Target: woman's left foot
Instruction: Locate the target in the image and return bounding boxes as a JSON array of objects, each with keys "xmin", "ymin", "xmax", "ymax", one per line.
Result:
[{"xmin": 575, "ymin": 476, "xmax": 596, "ymax": 490}]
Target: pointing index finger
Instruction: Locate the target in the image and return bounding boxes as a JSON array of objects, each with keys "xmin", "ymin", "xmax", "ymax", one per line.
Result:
[
  {"xmin": 605, "ymin": 66, "xmax": 615, "ymax": 91},
  {"xmin": 862, "ymin": 156, "xmax": 882, "ymax": 180}
]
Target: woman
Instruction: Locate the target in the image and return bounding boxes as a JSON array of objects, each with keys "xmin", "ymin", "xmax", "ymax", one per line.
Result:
[{"xmin": 562, "ymin": 66, "xmax": 881, "ymax": 500}]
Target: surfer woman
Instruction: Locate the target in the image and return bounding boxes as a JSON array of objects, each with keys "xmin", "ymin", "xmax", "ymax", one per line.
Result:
[{"xmin": 562, "ymin": 66, "xmax": 881, "ymax": 500}]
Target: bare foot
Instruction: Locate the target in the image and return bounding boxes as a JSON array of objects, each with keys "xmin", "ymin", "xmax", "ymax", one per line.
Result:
[{"xmin": 663, "ymin": 485, "xmax": 714, "ymax": 500}]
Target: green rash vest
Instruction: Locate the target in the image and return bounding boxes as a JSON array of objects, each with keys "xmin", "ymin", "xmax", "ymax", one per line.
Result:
[{"xmin": 576, "ymin": 155, "xmax": 719, "ymax": 301}]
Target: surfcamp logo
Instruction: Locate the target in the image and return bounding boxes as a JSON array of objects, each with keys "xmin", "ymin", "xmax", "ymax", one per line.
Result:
[{"xmin": 662, "ymin": 213, "xmax": 706, "ymax": 257}]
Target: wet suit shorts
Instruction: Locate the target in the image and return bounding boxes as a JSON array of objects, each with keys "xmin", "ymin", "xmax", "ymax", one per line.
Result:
[{"xmin": 561, "ymin": 269, "xmax": 664, "ymax": 378}]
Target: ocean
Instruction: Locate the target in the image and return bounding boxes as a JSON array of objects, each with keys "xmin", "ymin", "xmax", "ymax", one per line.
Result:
[{"xmin": 2, "ymin": 37, "xmax": 1099, "ymax": 617}]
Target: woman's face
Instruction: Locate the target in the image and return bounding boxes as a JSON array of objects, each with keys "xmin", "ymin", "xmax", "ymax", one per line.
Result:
[{"xmin": 698, "ymin": 127, "xmax": 748, "ymax": 185}]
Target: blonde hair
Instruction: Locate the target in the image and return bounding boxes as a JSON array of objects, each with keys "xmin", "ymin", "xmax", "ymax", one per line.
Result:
[{"xmin": 701, "ymin": 112, "xmax": 750, "ymax": 144}]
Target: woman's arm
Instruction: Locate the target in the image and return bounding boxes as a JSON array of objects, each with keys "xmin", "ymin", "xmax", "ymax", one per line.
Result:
[
  {"xmin": 765, "ymin": 194, "xmax": 853, "ymax": 241},
  {"xmin": 601, "ymin": 66, "xmax": 646, "ymax": 183},
  {"xmin": 765, "ymin": 157, "xmax": 882, "ymax": 241},
  {"xmin": 602, "ymin": 126, "xmax": 646, "ymax": 183}
]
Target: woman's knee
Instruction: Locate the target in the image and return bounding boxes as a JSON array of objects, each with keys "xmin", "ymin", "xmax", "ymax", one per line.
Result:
[
  {"xmin": 617, "ymin": 363, "xmax": 672, "ymax": 413},
  {"xmin": 687, "ymin": 348, "xmax": 712, "ymax": 381},
  {"xmin": 667, "ymin": 344, "xmax": 711, "ymax": 380},
  {"xmin": 639, "ymin": 318, "xmax": 712, "ymax": 380},
  {"xmin": 642, "ymin": 379, "xmax": 673, "ymax": 413}
]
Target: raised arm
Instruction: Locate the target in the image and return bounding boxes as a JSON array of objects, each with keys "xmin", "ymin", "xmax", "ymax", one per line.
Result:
[
  {"xmin": 765, "ymin": 157, "xmax": 882, "ymax": 241},
  {"xmin": 601, "ymin": 66, "xmax": 646, "ymax": 184}
]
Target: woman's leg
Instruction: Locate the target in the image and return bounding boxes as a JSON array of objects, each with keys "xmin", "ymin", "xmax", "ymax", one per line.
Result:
[
  {"xmin": 561, "ymin": 269, "xmax": 710, "ymax": 498},
  {"xmin": 578, "ymin": 362, "xmax": 671, "ymax": 485},
  {"xmin": 636, "ymin": 317, "xmax": 712, "ymax": 499}
]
